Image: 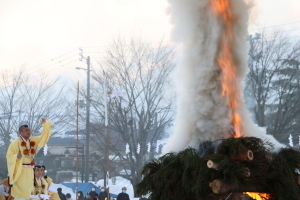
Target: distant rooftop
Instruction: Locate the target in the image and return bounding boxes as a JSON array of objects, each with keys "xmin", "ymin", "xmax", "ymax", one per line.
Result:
[{"xmin": 47, "ymin": 137, "xmax": 85, "ymax": 146}]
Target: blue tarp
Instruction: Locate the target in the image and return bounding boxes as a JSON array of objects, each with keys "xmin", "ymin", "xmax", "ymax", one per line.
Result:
[{"xmin": 61, "ymin": 182, "xmax": 118, "ymax": 198}]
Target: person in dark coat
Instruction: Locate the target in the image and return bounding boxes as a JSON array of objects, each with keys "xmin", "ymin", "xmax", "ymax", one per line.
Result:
[
  {"xmin": 57, "ymin": 187, "xmax": 67, "ymax": 200},
  {"xmin": 88, "ymin": 186, "xmax": 98, "ymax": 200},
  {"xmin": 116, "ymin": 187, "xmax": 130, "ymax": 200},
  {"xmin": 98, "ymin": 186, "xmax": 108, "ymax": 200},
  {"xmin": 78, "ymin": 191, "xmax": 85, "ymax": 200}
]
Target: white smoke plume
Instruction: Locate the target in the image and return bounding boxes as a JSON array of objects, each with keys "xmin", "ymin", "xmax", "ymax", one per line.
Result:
[{"xmin": 163, "ymin": 0, "xmax": 284, "ymax": 153}]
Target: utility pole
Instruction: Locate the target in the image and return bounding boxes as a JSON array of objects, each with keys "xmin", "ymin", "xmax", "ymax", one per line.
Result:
[
  {"xmin": 104, "ymin": 71, "xmax": 110, "ymax": 200},
  {"xmin": 247, "ymin": 33, "xmax": 262, "ymax": 126},
  {"xmin": 78, "ymin": 48, "xmax": 91, "ymax": 182},
  {"xmin": 246, "ymin": 33, "xmax": 261, "ymax": 101},
  {"xmin": 76, "ymin": 81, "xmax": 79, "ymax": 200},
  {"xmin": 247, "ymin": 33, "xmax": 261, "ymax": 71}
]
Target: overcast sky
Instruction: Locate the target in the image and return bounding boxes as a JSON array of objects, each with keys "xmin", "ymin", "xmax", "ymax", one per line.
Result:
[{"xmin": 0, "ymin": 0, "xmax": 299, "ymax": 81}]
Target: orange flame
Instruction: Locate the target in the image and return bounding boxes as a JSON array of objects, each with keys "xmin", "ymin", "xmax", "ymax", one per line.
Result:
[
  {"xmin": 244, "ymin": 192, "xmax": 271, "ymax": 200},
  {"xmin": 210, "ymin": 0, "xmax": 242, "ymax": 137}
]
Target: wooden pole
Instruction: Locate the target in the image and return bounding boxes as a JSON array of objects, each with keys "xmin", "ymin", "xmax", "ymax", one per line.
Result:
[
  {"xmin": 104, "ymin": 71, "xmax": 110, "ymax": 200},
  {"xmin": 76, "ymin": 81, "xmax": 79, "ymax": 200},
  {"xmin": 85, "ymin": 56, "xmax": 91, "ymax": 182},
  {"xmin": 106, "ymin": 124, "xmax": 110, "ymax": 200}
]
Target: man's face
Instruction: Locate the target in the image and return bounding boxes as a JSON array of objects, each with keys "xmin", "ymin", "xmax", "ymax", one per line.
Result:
[
  {"xmin": 19, "ymin": 127, "xmax": 31, "ymax": 138},
  {"xmin": 34, "ymin": 167, "xmax": 43, "ymax": 178}
]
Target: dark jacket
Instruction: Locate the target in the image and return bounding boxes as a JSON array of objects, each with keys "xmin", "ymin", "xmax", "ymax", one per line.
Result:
[
  {"xmin": 58, "ymin": 192, "xmax": 67, "ymax": 200},
  {"xmin": 88, "ymin": 191, "xmax": 98, "ymax": 198},
  {"xmin": 117, "ymin": 192, "xmax": 130, "ymax": 200},
  {"xmin": 98, "ymin": 191, "xmax": 108, "ymax": 200},
  {"xmin": 78, "ymin": 191, "xmax": 85, "ymax": 200}
]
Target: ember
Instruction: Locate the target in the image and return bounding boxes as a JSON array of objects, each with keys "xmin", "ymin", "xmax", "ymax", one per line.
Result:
[{"xmin": 244, "ymin": 192, "xmax": 271, "ymax": 200}]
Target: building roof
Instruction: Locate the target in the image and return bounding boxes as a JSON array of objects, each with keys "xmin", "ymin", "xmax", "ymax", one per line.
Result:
[{"xmin": 47, "ymin": 137, "xmax": 85, "ymax": 145}]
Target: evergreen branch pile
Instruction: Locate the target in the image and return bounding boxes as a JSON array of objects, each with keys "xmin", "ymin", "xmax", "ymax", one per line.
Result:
[{"xmin": 136, "ymin": 137, "xmax": 300, "ymax": 200}]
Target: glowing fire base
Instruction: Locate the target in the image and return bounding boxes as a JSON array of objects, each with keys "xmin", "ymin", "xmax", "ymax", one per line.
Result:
[{"xmin": 136, "ymin": 137, "xmax": 300, "ymax": 200}]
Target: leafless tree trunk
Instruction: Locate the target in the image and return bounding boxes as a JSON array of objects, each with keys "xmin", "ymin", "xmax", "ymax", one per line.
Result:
[
  {"xmin": 89, "ymin": 37, "xmax": 175, "ymax": 195},
  {"xmin": 245, "ymin": 30, "xmax": 300, "ymax": 143}
]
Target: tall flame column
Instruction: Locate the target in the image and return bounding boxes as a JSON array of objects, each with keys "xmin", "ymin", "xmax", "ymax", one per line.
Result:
[{"xmin": 163, "ymin": 0, "xmax": 283, "ymax": 153}]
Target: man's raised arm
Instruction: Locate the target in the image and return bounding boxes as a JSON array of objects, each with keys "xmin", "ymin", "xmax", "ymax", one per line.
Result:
[{"xmin": 32, "ymin": 118, "xmax": 52, "ymax": 149}]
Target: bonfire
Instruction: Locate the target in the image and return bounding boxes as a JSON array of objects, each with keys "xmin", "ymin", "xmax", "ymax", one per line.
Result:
[
  {"xmin": 136, "ymin": 137, "xmax": 300, "ymax": 200},
  {"xmin": 137, "ymin": 0, "xmax": 300, "ymax": 199}
]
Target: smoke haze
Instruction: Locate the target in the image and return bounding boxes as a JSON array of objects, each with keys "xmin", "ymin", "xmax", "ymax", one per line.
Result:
[{"xmin": 163, "ymin": 0, "xmax": 283, "ymax": 153}]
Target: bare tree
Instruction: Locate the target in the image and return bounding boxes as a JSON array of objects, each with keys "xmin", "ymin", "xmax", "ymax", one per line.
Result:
[
  {"xmin": 267, "ymin": 56, "xmax": 300, "ymax": 142},
  {"xmin": 89, "ymin": 37, "xmax": 175, "ymax": 195},
  {"xmin": 245, "ymin": 30, "xmax": 300, "ymax": 143},
  {"xmin": 0, "ymin": 68, "xmax": 72, "ymax": 150}
]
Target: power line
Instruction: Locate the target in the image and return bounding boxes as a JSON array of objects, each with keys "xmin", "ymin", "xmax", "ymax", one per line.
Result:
[
  {"xmin": 1, "ymin": 28, "xmax": 297, "ymax": 82},
  {"xmin": 2, "ymin": 42, "xmax": 174, "ymax": 77},
  {"xmin": 266, "ymin": 28, "xmax": 300, "ymax": 35},
  {"xmin": 0, "ymin": 49, "xmax": 78, "ymax": 80},
  {"xmin": 80, "ymin": 41, "xmax": 172, "ymax": 49},
  {"xmin": 25, "ymin": 54, "xmax": 79, "ymax": 75},
  {"xmin": 25, "ymin": 49, "xmax": 78, "ymax": 72},
  {"xmin": 249, "ymin": 21, "xmax": 300, "ymax": 31},
  {"xmin": 37, "ymin": 59, "xmax": 79, "ymax": 75},
  {"xmin": 0, "ymin": 54, "xmax": 79, "ymax": 82},
  {"xmin": 254, "ymin": 29, "xmax": 300, "ymax": 39}
]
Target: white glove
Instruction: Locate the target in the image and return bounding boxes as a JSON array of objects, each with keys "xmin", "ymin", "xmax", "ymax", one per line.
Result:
[{"xmin": 0, "ymin": 184, "xmax": 9, "ymax": 196}]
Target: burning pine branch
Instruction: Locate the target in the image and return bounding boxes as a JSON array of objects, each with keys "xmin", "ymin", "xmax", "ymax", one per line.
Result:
[{"xmin": 136, "ymin": 137, "xmax": 300, "ymax": 200}]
